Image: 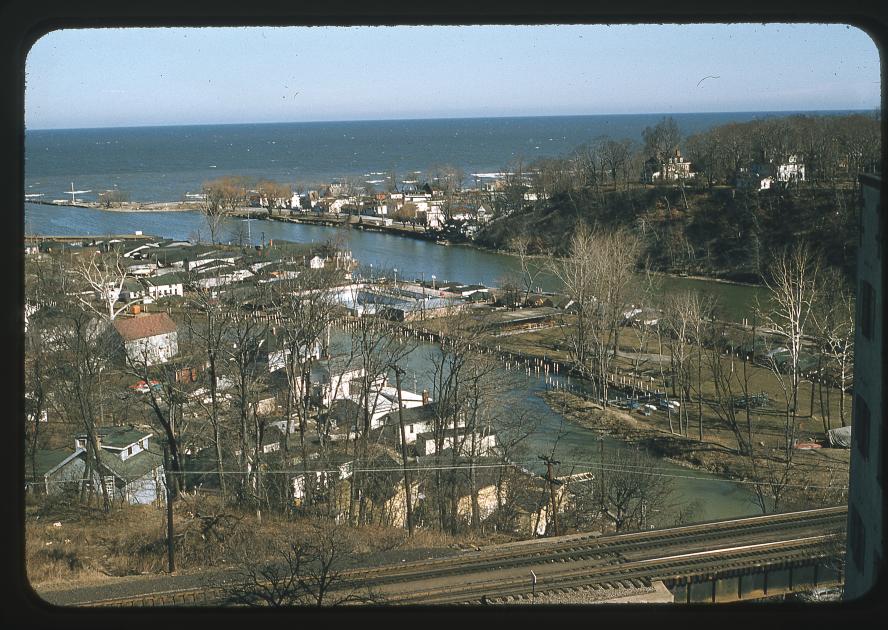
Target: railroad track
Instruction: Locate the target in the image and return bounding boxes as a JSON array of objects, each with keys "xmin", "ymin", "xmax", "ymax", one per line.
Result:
[{"xmin": 62, "ymin": 506, "xmax": 846, "ymax": 607}]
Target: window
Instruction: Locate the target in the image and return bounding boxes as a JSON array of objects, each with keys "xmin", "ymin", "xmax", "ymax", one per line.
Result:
[
  {"xmin": 855, "ymin": 394, "xmax": 871, "ymax": 461},
  {"xmin": 860, "ymin": 280, "xmax": 875, "ymax": 340},
  {"xmin": 849, "ymin": 504, "xmax": 866, "ymax": 570}
]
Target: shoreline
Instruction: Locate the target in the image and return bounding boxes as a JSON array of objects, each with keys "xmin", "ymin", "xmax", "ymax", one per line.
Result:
[{"xmin": 27, "ymin": 198, "xmax": 762, "ymax": 288}]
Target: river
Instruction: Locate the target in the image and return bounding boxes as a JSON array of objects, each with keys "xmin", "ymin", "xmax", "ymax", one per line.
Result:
[
  {"xmin": 26, "ymin": 201, "xmax": 762, "ymax": 522},
  {"xmin": 332, "ymin": 332, "xmax": 758, "ymax": 524},
  {"xmin": 25, "ymin": 202, "xmax": 768, "ymax": 321}
]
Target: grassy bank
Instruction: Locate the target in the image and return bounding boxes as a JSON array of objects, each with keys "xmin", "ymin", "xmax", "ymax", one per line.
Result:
[
  {"xmin": 25, "ymin": 491, "xmax": 501, "ymax": 592},
  {"xmin": 540, "ymin": 389, "xmax": 849, "ymax": 512}
]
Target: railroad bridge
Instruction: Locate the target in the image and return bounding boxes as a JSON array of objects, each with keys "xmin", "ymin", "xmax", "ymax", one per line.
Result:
[{"xmin": 44, "ymin": 506, "xmax": 846, "ymax": 606}]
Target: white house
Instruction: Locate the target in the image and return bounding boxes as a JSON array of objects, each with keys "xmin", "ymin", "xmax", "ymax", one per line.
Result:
[
  {"xmin": 142, "ymin": 273, "xmax": 185, "ymax": 299},
  {"xmin": 776, "ymin": 154, "xmax": 806, "ymax": 183},
  {"xmin": 111, "ymin": 312, "xmax": 179, "ymax": 366},
  {"xmin": 414, "ymin": 427, "xmax": 496, "ymax": 457}
]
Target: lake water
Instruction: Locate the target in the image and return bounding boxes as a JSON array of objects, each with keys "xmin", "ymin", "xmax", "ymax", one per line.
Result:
[{"xmin": 24, "ymin": 112, "xmax": 835, "ymax": 202}]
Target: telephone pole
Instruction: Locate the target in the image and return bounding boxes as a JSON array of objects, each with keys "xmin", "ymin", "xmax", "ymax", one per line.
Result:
[
  {"xmin": 538, "ymin": 455, "xmax": 561, "ymax": 536},
  {"xmin": 162, "ymin": 443, "xmax": 176, "ymax": 574}
]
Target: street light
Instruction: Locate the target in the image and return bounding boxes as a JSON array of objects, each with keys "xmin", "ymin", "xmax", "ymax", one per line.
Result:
[
  {"xmin": 431, "ymin": 275, "xmax": 436, "ymax": 290},
  {"xmin": 393, "ymin": 268, "xmax": 398, "ymax": 288},
  {"xmin": 369, "ymin": 263, "xmax": 373, "ymax": 282}
]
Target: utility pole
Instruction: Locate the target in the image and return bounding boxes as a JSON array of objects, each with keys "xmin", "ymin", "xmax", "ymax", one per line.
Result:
[
  {"xmin": 162, "ymin": 443, "xmax": 176, "ymax": 574},
  {"xmin": 394, "ymin": 366, "xmax": 415, "ymax": 536},
  {"xmin": 538, "ymin": 455, "xmax": 561, "ymax": 537}
]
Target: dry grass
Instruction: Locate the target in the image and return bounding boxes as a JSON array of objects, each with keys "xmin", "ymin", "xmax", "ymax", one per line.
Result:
[{"xmin": 25, "ymin": 489, "xmax": 509, "ymax": 592}]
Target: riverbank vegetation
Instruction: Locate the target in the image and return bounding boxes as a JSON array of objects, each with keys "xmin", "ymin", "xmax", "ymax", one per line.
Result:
[{"xmin": 476, "ymin": 112, "xmax": 879, "ymax": 284}]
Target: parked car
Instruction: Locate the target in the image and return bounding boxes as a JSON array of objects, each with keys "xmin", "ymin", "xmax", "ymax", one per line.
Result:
[
  {"xmin": 658, "ymin": 399, "xmax": 680, "ymax": 411},
  {"xmin": 129, "ymin": 379, "xmax": 161, "ymax": 393}
]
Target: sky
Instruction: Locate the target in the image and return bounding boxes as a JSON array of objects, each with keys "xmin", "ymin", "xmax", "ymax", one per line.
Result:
[{"xmin": 24, "ymin": 24, "xmax": 882, "ymax": 130}]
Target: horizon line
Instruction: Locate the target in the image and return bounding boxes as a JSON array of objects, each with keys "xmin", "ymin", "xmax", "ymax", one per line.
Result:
[{"xmin": 26, "ymin": 107, "xmax": 880, "ymax": 133}]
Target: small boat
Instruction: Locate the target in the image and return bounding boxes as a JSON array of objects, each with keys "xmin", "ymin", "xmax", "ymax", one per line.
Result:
[{"xmin": 435, "ymin": 239, "xmax": 449, "ymax": 246}]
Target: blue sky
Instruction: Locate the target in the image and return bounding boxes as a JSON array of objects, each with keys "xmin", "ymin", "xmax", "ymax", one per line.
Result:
[{"xmin": 25, "ymin": 24, "xmax": 881, "ymax": 129}]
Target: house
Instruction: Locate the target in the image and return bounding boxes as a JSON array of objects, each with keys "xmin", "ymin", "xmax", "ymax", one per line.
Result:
[
  {"xmin": 409, "ymin": 456, "xmax": 503, "ymax": 529},
  {"xmin": 372, "ymin": 402, "xmax": 437, "ymax": 447},
  {"xmin": 775, "ymin": 154, "xmax": 806, "ymax": 183},
  {"xmin": 118, "ymin": 278, "xmax": 147, "ymax": 303},
  {"xmin": 142, "ymin": 272, "xmax": 185, "ymax": 299},
  {"xmin": 643, "ymin": 149, "xmax": 693, "ymax": 183},
  {"xmin": 414, "ymin": 426, "xmax": 496, "ymax": 457},
  {"xmin": 73, "ymin": 426, "xmax": 166, "ymax": 505},
  {"xmin": 285, "ymin": 451, "xmax": 354, "ymax": 521},
  {"xmin": 257, "ymin": 329, "xmax": 321, "ymax": 373},
  {"xmin": 309, "ymin": 255, "xmax": 325, "ymax": 269},
  {"xmin": 111, "ymin": 312, "xmax": 179, "ymax": 366},
  {"xmin": 25, "ymin": 447, "xmax": 89, "ymax": 496},
  {"xmin": 362, "ymin": 452, "xmax": 421, "ymax": 528},
  {"xmin": 507, "ymin": 472, "xmax": 571, "ymax": 536},
  {"xmin": 298, "ymin": 355, "xmax": 368, "ymax": 407}
]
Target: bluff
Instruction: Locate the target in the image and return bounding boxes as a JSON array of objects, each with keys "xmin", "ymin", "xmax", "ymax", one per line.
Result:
[{"xmin": 475, "ymin": 183, "xmax": 859, "ymax": 284}]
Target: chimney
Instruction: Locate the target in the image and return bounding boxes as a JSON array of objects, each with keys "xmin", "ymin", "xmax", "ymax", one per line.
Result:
[{"xmin": 422, "ymin": 389, "xmax": 429, "ymax": 405}]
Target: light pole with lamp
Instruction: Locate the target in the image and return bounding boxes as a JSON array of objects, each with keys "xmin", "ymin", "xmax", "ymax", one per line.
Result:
[
  {"xmin": 431, "ymin": 274, "xmax": 436, "ymax": 291},
  {"xmin": 393, "ymin": 267, "xmax": 398, "ymax": 289}
]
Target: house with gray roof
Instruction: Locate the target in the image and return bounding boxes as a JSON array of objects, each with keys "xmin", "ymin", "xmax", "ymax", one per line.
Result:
[
  {"xmin": 30, "ymin": 426, "xmax": 166, "ymax": 505},
  {"xmin": 142, "ymin": 272, "xmax": 186, "ymax": 299},
  {"xmin": 25, "ymin": 447, "xmax": 89, "ymax": 496}
]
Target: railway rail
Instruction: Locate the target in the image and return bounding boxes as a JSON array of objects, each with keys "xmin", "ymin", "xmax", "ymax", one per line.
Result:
[{"xmin": 52, "ymin": 506, "xmax": 846, "ymax": 607}]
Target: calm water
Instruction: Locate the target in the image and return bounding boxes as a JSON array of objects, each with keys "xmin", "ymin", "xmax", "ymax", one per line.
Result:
[
  {"xmin": 339, "ymin": 334, "xmax": 756, "ymax": 523},
  {"xmin": 24, "ymin": 112, "xmax": 846, "ymax": 202},
  {"xmin": 24, "ymin": 201, "xmax": 768, "ymax": 320}
]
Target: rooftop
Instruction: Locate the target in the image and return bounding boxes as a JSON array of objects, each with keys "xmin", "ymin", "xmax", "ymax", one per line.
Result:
[{"xmin": 112, "ymin": 312, "xmax": 177, "ymax": 341}]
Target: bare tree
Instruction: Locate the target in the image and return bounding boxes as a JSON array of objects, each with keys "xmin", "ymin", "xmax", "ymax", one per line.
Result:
[
  {"xmin": 704, "ymin": 323, "xmax": 755, "ymax": 456},
  {"xmin": 97, "ymin": 188, "xmax": 130, "ymax": 208},
  {"xmin": 200, "ymin": 180, "xmax": 230, "ymax": 244},
  {"xmin": 758, "ymin": 242, "xmax": 821, "ymax": 456},
  {"xmin": 71, "ymin": 249, "xmax": 142, "ymax": 320},
  {"xmin": 747, "ymin": 445, "xmax": 797, "ymax": 515},
  {"xmin": 257, "ymin": 180, "xmax": 293, "ymax": 217},
  {"xmin": 183, "ymin": 280, "xmax": 234, "ymax": 494},
  {"xmin": 592, "ymin": 446, "xmax": 674, "ymax": 533},
  {"xmin": 508, "ymin": 233, "xmax": 545, "ymax": 306},
  {"xmin": 222, "ymin": 522, "xmax": 380, "ymax": 606},
  {"xmin": 812, "ymin": 267, "xmax": 854, "ymax": 429},
  {"xmin": 550, "ymin": 225, "xmax": 641, "ymax": 405}
]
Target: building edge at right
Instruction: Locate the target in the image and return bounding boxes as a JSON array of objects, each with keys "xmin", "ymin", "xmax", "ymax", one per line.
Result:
[{"xmin": 845, "ymin": 173, "xmax": 883, "ymax": 600}]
